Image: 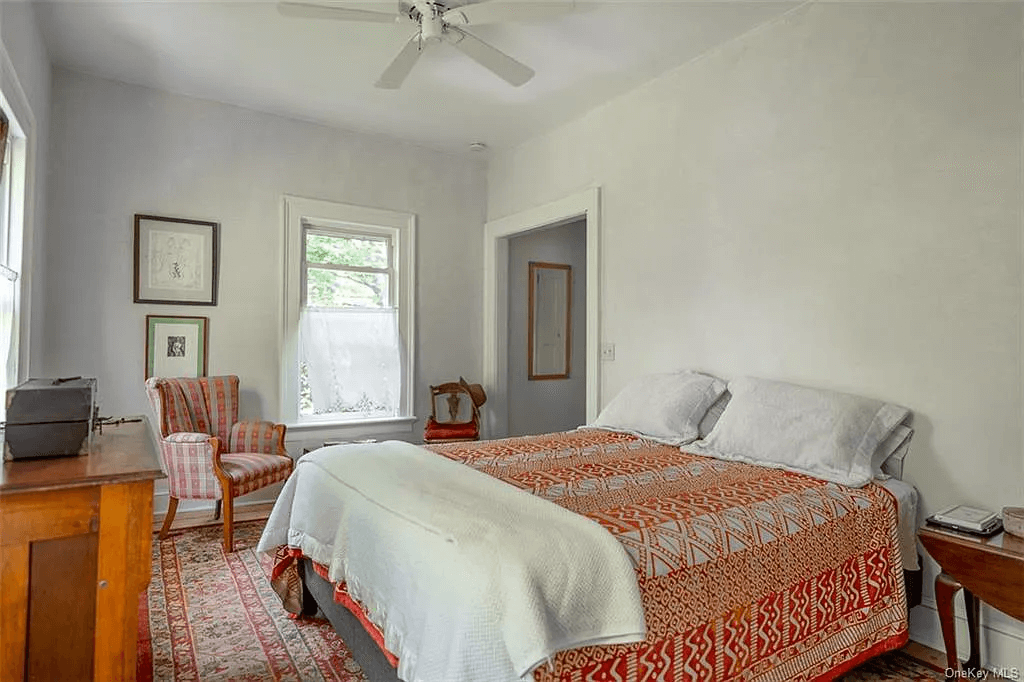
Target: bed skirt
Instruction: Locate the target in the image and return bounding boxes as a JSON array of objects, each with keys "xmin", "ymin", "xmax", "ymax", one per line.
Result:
[
  {"xmin": 301, "ymin": 559, "xmax": 402, "ymax": 682},
  {"xmin": 300, "ymin": 558, "xmax": 923, "ymax": 682}
]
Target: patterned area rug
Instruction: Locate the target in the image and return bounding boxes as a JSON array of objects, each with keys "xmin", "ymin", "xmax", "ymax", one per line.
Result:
[
  {"xmin": 138, "ymin": 520, "xmax": 945, "ymax": 681},
  {"xmin": 138, "ymin": 520, "xmax": 363, "ymax": 681}
]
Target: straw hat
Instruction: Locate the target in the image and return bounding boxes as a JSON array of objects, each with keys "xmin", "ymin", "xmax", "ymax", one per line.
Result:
[{"xmin": 459, "ymin": 377, "xmax": 487, "ymax": 407}]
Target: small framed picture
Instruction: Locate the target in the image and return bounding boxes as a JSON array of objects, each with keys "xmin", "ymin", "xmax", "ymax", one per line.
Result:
[
  {"xmin": 134, "ymin": 214, "xmax": 219, "ymax": 305},
  {"xmin": 145, "ymin": 315, "xmax": 208, "ymax": 379}
]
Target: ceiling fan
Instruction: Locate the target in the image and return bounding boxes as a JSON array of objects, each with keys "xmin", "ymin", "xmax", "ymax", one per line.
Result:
[{"xmin": 279, "ymin": 0, "xmax": 574, "ymax": 89}]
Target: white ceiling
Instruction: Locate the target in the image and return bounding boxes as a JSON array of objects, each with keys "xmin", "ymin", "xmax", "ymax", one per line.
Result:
[{"xmin": 34, "ymin": 0, "xmax": 799, "ymax": 153}]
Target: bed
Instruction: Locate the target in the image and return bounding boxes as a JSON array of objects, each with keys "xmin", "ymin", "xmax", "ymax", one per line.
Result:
[{"xmin": 260, "ymin": 373, "xmax": 920, "ymax": 681}]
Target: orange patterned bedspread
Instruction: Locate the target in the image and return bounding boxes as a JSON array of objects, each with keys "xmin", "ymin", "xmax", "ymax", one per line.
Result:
[
  {"xmin": 424, "ymin": 429, "xmax": 908, "ymax": 681},
  {"xmin": 275, "ymin": 429, "xmax": 907, "ymax": 681}
]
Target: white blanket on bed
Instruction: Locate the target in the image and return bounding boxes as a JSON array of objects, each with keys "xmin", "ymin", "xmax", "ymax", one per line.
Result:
[{"xmin": 257, "ymin": 441, "xmax": 646, "ymax": 682}]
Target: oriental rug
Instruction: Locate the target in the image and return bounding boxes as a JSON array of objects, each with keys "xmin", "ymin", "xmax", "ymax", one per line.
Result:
[{"xmin": 138, "ymin": 520, "xmax": 944, "ymax": 681}]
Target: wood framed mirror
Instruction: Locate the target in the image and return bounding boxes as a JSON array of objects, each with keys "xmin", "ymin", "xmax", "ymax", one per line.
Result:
[{"xmin": 528, "ymin": 261, "xmax": 572, "ymax": 380}]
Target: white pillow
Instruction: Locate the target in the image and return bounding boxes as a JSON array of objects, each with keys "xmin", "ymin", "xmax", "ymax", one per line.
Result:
[
  {"xmin": 698, "ymin": 391, "xmax": 730, "ymax": 439},
  {"xmin": 589, "ymin": 371, "xmax": 727, "ymax": 445},
  {"xmin": 688, "ymin": 377, "xmax": 910, "ymax": 487},
  {"xmin": 875, "ymin": 423, "xmax": 913, "ymax": 480}
]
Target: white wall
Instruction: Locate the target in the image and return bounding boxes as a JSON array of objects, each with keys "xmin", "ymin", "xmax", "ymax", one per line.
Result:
[
  {"xmin": 507, "ymin": 219, "xmax": 586, "ymax": 435},
  {"xmin": 488, "ymin": 2, "xmax": 1024, "ymax": 667},
  {"xmin": 0, "ymin": 1, "xmax": 51, "ymax": 378},
  {"xmin": 44, "ymin": 68, "xmax": 487, "ymax": 510}
]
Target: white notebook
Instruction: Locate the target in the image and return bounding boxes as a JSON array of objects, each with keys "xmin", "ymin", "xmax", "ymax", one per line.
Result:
[{"xmin": 928, "ymin": 504, "xmax": 1001, "ymax": 533}]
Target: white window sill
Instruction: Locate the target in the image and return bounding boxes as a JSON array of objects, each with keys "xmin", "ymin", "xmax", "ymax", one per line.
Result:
[{"xmin": 285, "ymin": 416, "xmax": 418, "ymax": 442}]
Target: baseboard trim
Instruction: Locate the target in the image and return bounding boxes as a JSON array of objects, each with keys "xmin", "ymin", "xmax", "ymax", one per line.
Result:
[{"xmin": 910, "ymin": 597, "xmax": 1024, "ymax": 672}]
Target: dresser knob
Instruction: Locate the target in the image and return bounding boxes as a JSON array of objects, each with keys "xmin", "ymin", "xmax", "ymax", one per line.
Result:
[{"xmin": 98, "ymin": 580, "xmax": 108, "ymax": 589}]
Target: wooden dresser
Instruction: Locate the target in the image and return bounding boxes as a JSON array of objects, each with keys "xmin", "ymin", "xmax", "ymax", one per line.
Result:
[{"xmin": 0, "ymin": 418, "xmax": 163, "ymax": 681}]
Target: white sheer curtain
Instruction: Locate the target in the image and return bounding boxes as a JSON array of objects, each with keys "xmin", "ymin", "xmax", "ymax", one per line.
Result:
[{"xmin": 299, "ymin": 307, "xmax": 402, "ymax": 417}]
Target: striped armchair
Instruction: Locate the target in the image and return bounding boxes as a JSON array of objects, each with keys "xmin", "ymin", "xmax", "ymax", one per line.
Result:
[{"xmin": 145, "ymin": 375, "xmax": 293, "ymax": 551}]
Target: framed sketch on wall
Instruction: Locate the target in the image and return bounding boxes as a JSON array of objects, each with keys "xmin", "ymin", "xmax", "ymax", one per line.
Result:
[
  {"xmin": 145, "ymin": 315, "xmax": 208, "ymax": 379},
  {"xmin": 134, "ymin": 214, "xmax": 219, "ymax": 305}
]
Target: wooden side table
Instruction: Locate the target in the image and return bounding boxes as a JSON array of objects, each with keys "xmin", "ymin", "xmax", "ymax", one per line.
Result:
[{"xmin": 918, "ymin": 524, "xmax": 1024, "ymax": 674}]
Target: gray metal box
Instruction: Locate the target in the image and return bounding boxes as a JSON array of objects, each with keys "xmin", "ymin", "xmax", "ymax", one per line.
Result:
[{"xmin": 4, "ymin": 377, "xmax": 97, "ymax": 460}]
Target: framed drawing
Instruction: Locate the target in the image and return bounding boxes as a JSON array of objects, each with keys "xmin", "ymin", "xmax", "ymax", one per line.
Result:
[
  {"xmin": 145, "ymin": 315, "xmax": 208, "ymax": 379},
  {"xmin": 528, "ymin": 261, "xmax": 572, "ymax": 380},
  {"xmin": 134, "ymin": 214, "xmax": 219, "ymax": 305}
]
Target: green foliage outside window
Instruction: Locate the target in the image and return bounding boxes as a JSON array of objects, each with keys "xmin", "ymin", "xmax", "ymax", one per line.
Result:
[{"xmin": 305, "ymin": 233, "xmax": 388, "ymax": 308}]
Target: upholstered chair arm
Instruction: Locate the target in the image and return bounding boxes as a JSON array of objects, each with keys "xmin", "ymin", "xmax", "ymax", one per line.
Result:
[
  {"xmin": 165, "ymin": 431, "xmax": 214, "ymax": 445},
  {"xmin": 229, "ymin": 420, "xmax": 288, "ymax": 457},
  {"xmin": 159, "ymin": 432, "xmax": 225, "ymax": 500}
]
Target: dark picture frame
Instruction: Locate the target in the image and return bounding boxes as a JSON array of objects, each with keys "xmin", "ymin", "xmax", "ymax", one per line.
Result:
[
  {"xmin": 134, "ymin": 214, "xmax": 219, "ymax": 305},
  {"xmin": 145, "ymin": 315, "xmax": 209, "ymax": 379}
]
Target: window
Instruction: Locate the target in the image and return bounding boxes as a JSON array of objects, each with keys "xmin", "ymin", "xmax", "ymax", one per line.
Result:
[
  {"xmin": 0, "ymin": 102, "xmax": 24, "ymax": 419},
  {"xmin": 282, "ymin": 196, "xmax": 415, "ymax": 430},
  {"xmin": 300, "ymin": 229, "xmax": 398, "ymax": 417}
]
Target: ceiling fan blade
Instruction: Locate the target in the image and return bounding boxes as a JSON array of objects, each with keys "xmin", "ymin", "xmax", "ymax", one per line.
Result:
[
  {"xmin": 375, "ymin": 35, "xmax": 424, "ymax": 89},
  {"xmin": 443, "ymin": 27, "xmax": 534, "ymax": 86},
  {"xmin": 278, "ymin": 2, "xmax": 405, "ymax": 24},
  {"xmin": 442, "ymin": 0, "xmax": 574, "ymax": 26}
]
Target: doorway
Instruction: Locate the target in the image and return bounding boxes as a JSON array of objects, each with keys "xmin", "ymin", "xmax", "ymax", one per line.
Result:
[
  {"xmin": 506, "ymin": 220, "xmax": 586, "ymax": 436},
  {"xmin": 482, "ymin": 188, "xmax": 601, "ymax": 439}
]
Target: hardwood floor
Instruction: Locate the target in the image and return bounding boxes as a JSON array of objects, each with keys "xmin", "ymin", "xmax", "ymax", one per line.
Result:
[
  {"xmin": 151, "ymin": 500, "xmax": 277, "ymax": 534},
  {"xmin": 902, "ymin": 641, "xmax": 946, "ymax": 669}
]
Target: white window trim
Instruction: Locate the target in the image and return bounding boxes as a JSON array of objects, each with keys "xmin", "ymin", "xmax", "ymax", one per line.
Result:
[
  {"xmin": 1, "ymin": 42, "xmax": 34, "ymax": 385},
  {"xmin": 280, "ymin": 195, "xmax": 416, "ymax": 433}
]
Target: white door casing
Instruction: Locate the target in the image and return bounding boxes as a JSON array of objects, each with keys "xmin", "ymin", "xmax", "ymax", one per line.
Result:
[{"xmin": 483, "ymin": 187, "xmax": 600, "ymax": 439}]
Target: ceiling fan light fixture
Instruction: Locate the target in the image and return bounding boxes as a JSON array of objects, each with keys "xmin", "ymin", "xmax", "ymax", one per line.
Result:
[
  {"xmin": 282, "ymin": 0, "xmax": 571, "ymax": 89},
  {"xmin": 421, "ymin": 13, "xmax": 445, "ymax": 42}
]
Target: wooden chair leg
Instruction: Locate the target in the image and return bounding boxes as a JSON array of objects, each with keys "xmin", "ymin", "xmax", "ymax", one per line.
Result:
[
  {"xmin": 222, "ymin": 488, "xmax": 234, "ymax": 552},
  {"xmin": 213, "ymin": 499, "xmax": 222, "ymax": 521},
  {"xmin": 159, "ymin": 497, "xmax": 179, "ymax": 540}
]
